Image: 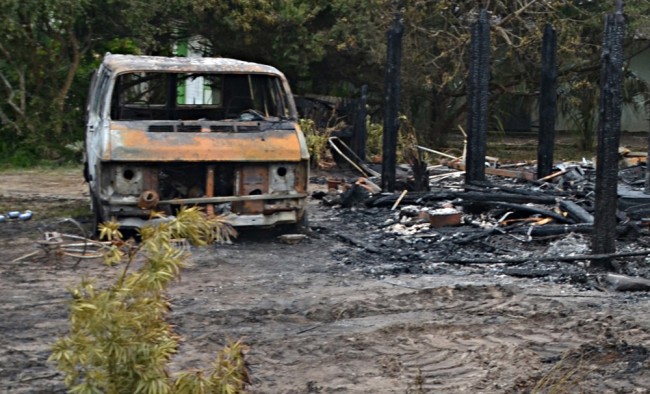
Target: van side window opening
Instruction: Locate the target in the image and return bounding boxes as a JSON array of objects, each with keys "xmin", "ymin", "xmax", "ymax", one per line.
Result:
[
  {"xmin": 110, "ymin": 72, "xmax": 287, "ymax": 121},
  {"xmin": 93, "ymin": 71, "xmax": 111, "ymax": 120}
]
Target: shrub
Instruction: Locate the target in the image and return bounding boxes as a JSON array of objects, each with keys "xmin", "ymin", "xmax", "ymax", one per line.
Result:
[
  {"xmin": 49, "ymin": 207, "xmax": 248, "ymax": 394},
  {"xmin": 300, "ymin": 118, "xmax": 331, "ymax": 167}
]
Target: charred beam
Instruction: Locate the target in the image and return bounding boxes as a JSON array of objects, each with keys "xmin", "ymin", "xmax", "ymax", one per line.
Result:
[
  {"xmin": 432, "ymin": 248, "xmax": 650, "ymax": 266},
  {"xmin": 559, "ymin": 199, "xmax": 594, "ymax": 224},
  {"xmin": 537, "ymin": 24, "xmax": 558, "ymax": 179},
  {"xmin": 352, "ymin": 85, "xmax": 369, "ymax": 161},
  {"xmin": 381, "ymin": 6, "xmax": 404, "ymax": 192},
  {"xmin": 605, "ymin": 273, "xmax": 650, "ymax": 292},
  {"xmin": 592, "ymin": 4, "xmax": 626, "ymax": 270},
  {"xmin": 465, "ymin": 8, "xmax": 490, "ymax": 184},
  {"xmin": 459, "ymin": 201, "xmax": 573, "ymax": 224},
  {"xmin": 366, "ymin": 190, "xmax": 557, "ymax": 207}
]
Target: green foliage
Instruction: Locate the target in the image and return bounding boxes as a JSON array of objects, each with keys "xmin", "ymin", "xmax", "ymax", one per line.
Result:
[
  {"xmin": 300, "ymin": 118, "xmax": 331, "ymax": 167},
  {"xmin": 559, "ymin": 65, "xmax": 650, "ymax": 151},
  {"xmin": 173, "ymin": 340, "xmax": 249, "ymax": 394},
  {"xmin": 2, "ymin": 0, "xmax": 650, "ymax": 165},
  {"xmin": 365, "ymin": 118, "xmax": 384, "ymax": 161},
  {"xmin": 559, "ymin": 78, "xmax": 599, "ymax": 151},
  {"xmin": 386, "ymin": 1, "xmax": 650, "ymax": 146},
  {"xmin": 49, "ymin": 207, "xmax": 246, "ymax": 394},
  {"xmin": 364, "ymin": 115, "xmax": 418, "ymax": 163},
  {"xmin": 0, "ymin": 0, "xmax": 184, "ymax": 165}
]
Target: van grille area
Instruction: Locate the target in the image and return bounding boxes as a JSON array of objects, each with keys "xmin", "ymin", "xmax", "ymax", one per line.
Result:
[
  {"xmin": 177, "ymin": 125, "xmax": 201, "ymax": 132},
  {"xmin": 210, "ymin": 125, "xmax": 261, "ymax": 133},
  {"xmin": 156, "ymin": 164, "xmax": 235, "ymax": 200},
  {"xmin": 145, "ymin": 122, "xmax": 296, "ymax": 133},
  {"xmin": 148, "ymin": 124, "xmax": 202, "ymax": 133},
  {"xmin": 148, "ymin": 125, "xmax": 175, "ymax": 133}
]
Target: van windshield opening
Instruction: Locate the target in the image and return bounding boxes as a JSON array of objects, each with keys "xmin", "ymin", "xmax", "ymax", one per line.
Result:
[{"xmin": 110, "ymin": 72, "xmax": 291, "ymax": 122}]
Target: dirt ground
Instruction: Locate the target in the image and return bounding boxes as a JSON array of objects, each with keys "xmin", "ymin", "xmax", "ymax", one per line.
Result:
[{"xmin": 2, "ymin": 166, "xmax": 650, "ymax": 393}]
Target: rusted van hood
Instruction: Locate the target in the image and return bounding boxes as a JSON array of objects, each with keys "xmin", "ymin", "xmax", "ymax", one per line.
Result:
[{"xmin": 103, "ymin": 125, "xmax": 304, "ymax": 162}]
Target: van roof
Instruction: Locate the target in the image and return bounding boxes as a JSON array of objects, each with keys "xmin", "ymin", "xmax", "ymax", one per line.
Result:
[{"xmin": 102, "ymin": 53, "xmax": 285, "ymax": 77}]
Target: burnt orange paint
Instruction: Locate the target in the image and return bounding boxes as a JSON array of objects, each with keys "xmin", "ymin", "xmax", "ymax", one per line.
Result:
[
  {"xmin": 233, "ymin": 165, "xmax": 268, "ymax": 214},
  {"xmin": 205, "ymin": 165, "xmax": 216, "ymax": 216},
  {"xmin": 105, "ymin": 126, "xmax": 302, "ymax": 162}
]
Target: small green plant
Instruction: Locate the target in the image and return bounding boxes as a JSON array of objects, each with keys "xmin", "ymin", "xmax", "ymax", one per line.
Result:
[
  {"xmin": 559, "ymin": 78, "xmax": 599, "ymax": 152},
  {"xmin": 65, "ymin": 140, "xmax": 86, "ymax": 163},
  {"xmin": 49, "ymin": 207, "xmax": 248, "ymax": 394},
  {"xmin": 365, "ymin": 118, "xmax": 384, "ymax": 162},
  {"xmin": 300, "ymin": 118, "xmax": 331, "ymax": 167}
]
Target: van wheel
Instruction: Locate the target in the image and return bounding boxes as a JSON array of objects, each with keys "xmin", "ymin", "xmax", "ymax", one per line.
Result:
[{"xmin": 284, "ymin": 212, "xmax": 309, "ymax": 234}]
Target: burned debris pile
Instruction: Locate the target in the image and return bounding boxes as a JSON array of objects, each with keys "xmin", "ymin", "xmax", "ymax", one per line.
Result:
[{"xmin": 311, "ymin": 157, "xmax": 650, "ymax": 289}]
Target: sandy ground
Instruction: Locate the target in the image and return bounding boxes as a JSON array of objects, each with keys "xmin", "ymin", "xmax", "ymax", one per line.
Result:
[{"xmin": 1, "ymin": 167, "xmax": 650, "ymax": 393}]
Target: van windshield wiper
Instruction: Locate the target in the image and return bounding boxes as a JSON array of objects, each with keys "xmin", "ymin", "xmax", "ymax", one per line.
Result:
[{"xmin": 238, "ymin": 109, "xmax": 266, "ymax": 121}]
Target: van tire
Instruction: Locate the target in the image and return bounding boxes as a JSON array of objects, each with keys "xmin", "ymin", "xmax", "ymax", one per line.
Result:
[{"xmin": 284, "ymin": 211, "xmax": 309, "ymax": 234}]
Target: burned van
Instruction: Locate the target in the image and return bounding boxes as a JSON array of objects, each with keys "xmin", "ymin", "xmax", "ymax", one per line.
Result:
[{"xmin": 84, "ymin": 54, "xmax": 309, "ymax": 228}]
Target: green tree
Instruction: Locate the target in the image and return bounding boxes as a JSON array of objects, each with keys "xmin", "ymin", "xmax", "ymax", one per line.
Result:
[
  {"xmin": 0, "ymin": 0, "xmax": 184, "ymax": 164},
  {"xmin": 182, "ymin": 0, "xmax": 325, "ymax": 83},
  {"xmin": 2, "ymin": 0, "xmax": 649, "ymax": 163},
  {"xmin": 0, "ymin": 0, "xmax": 89, "ymax": 162},
  {"xmin": 392, "ymin": 1, "xmax": 650, "ymax": 146}
]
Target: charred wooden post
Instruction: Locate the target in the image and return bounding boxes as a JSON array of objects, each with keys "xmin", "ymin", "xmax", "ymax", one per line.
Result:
[
  {"xmin": 537, "ymin": 24, "xmax": 558, "ymax": 179},
  {"xmin": 465, "ymin": 8, "xmax": 490, "ymax": 185},
  {"xmin": 645, "ymin": 102, "xmax": 650, "ymax": 193},
  {"xmin": 592, "ymin": 2, "xmax": 626, "ymax": 271},
  {"xmin": 382, "ymin": 6, "xmax": 404, "ymax": 192},
  {"xmin": 353, "ymin": 84, "xmax": 369, "ymax": 161}
]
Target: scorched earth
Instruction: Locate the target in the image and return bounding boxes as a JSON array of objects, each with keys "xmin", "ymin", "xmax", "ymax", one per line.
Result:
[{"xmin": 1, "ymin": 167, "xmax": 650, "ymax": 393}]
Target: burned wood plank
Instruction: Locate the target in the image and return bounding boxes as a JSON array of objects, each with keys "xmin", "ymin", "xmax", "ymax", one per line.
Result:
[
  {"xmin": 559, "ymin": 200, "xmax": 594, "ymax": 224},
  {"xmin": 366, "ymin": 190, "xmax": 557, "ymax": 207},
  {"xmin": 538, "ymin": 169, "xmax": 567, "ymax": 182},
  {"xmin": 440, "ymin": 222, "xmax": 636, "ymax": 242},
  {"xmin": 454, "ymin": 163, "xmax": 536, "ymax": 181},
  {"xmin": 459, "ymin": 191, "xmax": 557, "ymax": 205},
  {"xmin": 365, "ymin": 191, "xmax": 432, "ymax": 207},
  {"xmin": 624, "ymin": 203, "xmax": 650, "ymax": 220},
  {"xmin": 430, "ymin": 249, "xmax": 650, "ymax": 266},
  {"xmin": 335, "ymin": 233, "xmax": 380, "ymax": 254},
  {"xmin": 453, "ymin": 223, "xmax": 528, "ymax": 245},
  {"xmin": 605, "ymin": 273, "xmax": 650, "ymax": 291},
  {"xmin": 466, "ymin": 201, "xmax": 573, "ymax": 224},
  {"xmin": 511, "ymin": 223, "xmax": 593, "ymax": 236},
  {"xmin": 464, "ymin": 182, "xmax": 570, "ymax": 198}
]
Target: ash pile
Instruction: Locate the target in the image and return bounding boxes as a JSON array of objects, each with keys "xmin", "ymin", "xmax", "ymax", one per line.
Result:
[{"xmin": 310, "ymin": 155, "xmax": 650, "ymax": 291}]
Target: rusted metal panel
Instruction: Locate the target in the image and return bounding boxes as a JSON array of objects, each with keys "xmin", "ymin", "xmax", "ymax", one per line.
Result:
[
  {"xmin": 158, "ymin": 193, "xmax": 308, "ymax": 205},
  {"xmin": 104, "ymin": 128, "xmax": 302, "ymax": 162},
  {"xmin": 294, "ymin": 163, "xmax": 308, "ymax": 194},
  {"xmin": 294, "ymin": 123, "xmax": 311, "ymax": 160},
  {"xmin": 233, "ymin": 165, "xmax": 268, "ymax": 214},
  {"xmin": 205, "ymin": 165, "xmax": 216, "ymax": 216}
]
